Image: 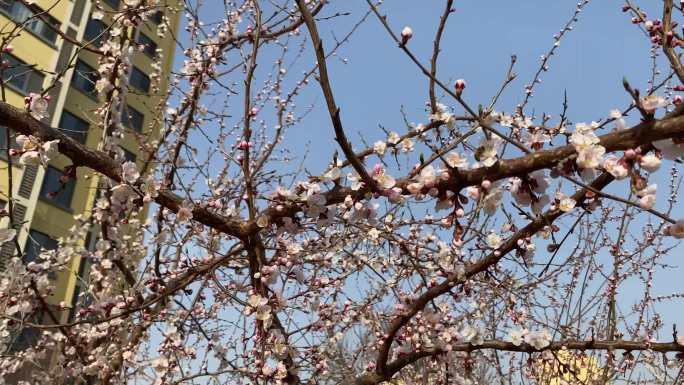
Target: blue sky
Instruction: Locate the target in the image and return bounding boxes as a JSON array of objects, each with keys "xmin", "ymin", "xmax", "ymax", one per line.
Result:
[
  {"xmin": 281, "ymin": 0, "xmax": 651, "ymax": 155},
  {"xmin": 259, "ymin": 0, "xmax": 684, "ymax": 327},
  {"xmin": 159, "ymin": 0, "xmax": 684, "ymax": 373}
]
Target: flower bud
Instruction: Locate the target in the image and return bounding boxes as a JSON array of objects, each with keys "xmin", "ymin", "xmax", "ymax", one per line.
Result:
[
  {"xmin": 481, "ymin": 180, "xmax": 491, "ymax": 189},
  {"xmin": 400, "ymin": 26, "xmax": 413, "ymax": 45}
]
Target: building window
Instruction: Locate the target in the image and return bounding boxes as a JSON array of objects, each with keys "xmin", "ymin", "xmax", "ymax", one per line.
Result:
[
  {"xmin": 150, "ymin": 10, "xmax": 163, "ymax": 24},
  {"xmin": 39, "ymin": 166, "xmax": 76, "ymax": 210},
  {"xmin": 0, "ymin": 1, "xmax": 60, "ymax": 45},
  {"xmin": 1, "ymin": 53, "xmax": 45, "ymax": 95},
  {"xmin": 59, "ymin": 111, "xmax": 89, "ymax": 143},
  {"xmin": 122, "ymin": 105, "xmax": 144, "ymax": 132},
  {"xmin": 24, "ymin": 229, "xmax": 58, "ymax": 263},
  {"xmin": 71, "ymin": 59, "xmax": 98, "ymax": 97},
  {"xmin": 103, "ymin": 0, "xmax": 120, "ymax": 9},
  {"xmin": 135, "ymin": 32, "xmax": 157, "ymax": 58},
  {"xmin": 129, "ymin": 66, "xmax": 150, "ymax": 93},
  {"xmin": 83, "ymin": 17, "xmax": 106, "ymax": 47}
]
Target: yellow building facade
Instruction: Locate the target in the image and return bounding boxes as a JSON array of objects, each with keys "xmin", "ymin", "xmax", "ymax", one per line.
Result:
[{"xmin": 0, "ymin": 0, "xmax": 179, "ymax": 326}]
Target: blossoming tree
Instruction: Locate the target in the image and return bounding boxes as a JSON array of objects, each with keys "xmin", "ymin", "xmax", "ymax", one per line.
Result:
[{"xmin": 2, "ymin": 1, "xmax": 684, "ymax": 384}]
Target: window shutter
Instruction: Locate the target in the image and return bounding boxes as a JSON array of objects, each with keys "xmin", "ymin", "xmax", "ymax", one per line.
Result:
[
  {"xmin": 55, "ymin": 28, "xmax": 77, "ymax": 73},
  {"xmin": 18, "ymin": 165, "xmax": 39, "ymax": 199},
  {"xmin": 0, "ymin": 203, "xmax": 28, "ymax": 271},
  {"xmin": 70, "ymin": 0, "xmax": 86, "ymax": 24}
]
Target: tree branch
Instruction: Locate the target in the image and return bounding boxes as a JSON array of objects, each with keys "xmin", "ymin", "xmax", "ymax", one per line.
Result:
[{"xmin": 296, "ymin": 0, "xmax": 377, "ymax": 191}]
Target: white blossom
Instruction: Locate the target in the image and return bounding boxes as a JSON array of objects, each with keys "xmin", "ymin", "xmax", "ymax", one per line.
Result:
[
  {"xmin": 122, "ymin": 161, "xmax": 140, "ymax": 184},
  {"xmin": 524, "ymin": 329, "xmax": 552, "ymax": 349},
  {"xmin": 576, "ymin": 143, "xmax": 605, "ymax": 169},
  {"xmin": 637, "ymin": 184, "xmax": 657, "ymax": 209},
  {"xmin": 367, "ymin": 228, "xmax": 380, "ymax": 240},
  {"xmin": 387, "ymin": 132, "xmax": 401, "ymax": 144},
  {"xmin": 506, "ymin": 328, "xmax": 527, "ymax": 346},
  {"xmin": 603, "ymin": 155, "xmax": 629, "ymax": 179},
  {"xmin": 486, "ymin": 232, "xmax": 502, "ymax": 249},
  {"xmin": 373, "ymin": 141, "xmax": 387, "ymax": 155},
  {"xmin": 557, "ymin": 194, "xmax": 576, "ymax": 212},
  {"xmin": 460, "ymin": 325, "xmax": 484, "ymax": 346},
  {"xmin": 609, "ymin": 109, "xmax": 626, "ymax": 130},
  {"xmin": 444, "ymin": 152, "xmax": 468, "ymax": 169},
  {"xmin": 522, "ymin": 131, "xmax": 550, "ymax": 149},
  {"xmin": 400, "ymin": 138, "xmax": 414, "ymax": 153},
  {"xmin": 478, "ymin": 137, "xmax": 501, "ymax": 167},
  {"xmin": 28, "ymin": 94, "xmax": 49, "ymax": 120},
  {"xmin": 570, "ymin": 130, "xmax": 600, "ymax": 149},
  {"xmin": 347, "ymin": 173, "xmax": 364, "ymax": 191},
  {"xmin": 570, "ymin": 123, "xmax": 605, "ymax": 169},
  {"xmin": 640, "ymin": 95, "xmax": 667, "ymax": 113},
  {"xmin": 640, "ymin": 154, "xmax": 661, "ymax": 172},
  {"xmin": 417, "ymin": 165, "xmax": 437, "ymax": 187},
  {"xmin": 374, "ymin": 173, "xmax": 396, "ymax": 189},
  {"xmin": 429, "ymin": 103, "xmax": 455, "ymax": 128}
]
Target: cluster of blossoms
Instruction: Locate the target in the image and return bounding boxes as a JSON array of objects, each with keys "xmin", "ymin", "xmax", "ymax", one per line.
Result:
[
  {"xmin": 506, "ymin": 328, "xmax": 552, "ymax": 349},
  {"xmin": 11, "ymin": 134, "xmax": 59, "ymax": 167},
  {"xmin": 429, "ymin": 103, "xmax": 456, "ymax": 128},
  {"xmin": 508, "ymin": 170, "xmax": 550, "ymax": 213},
  {"xmin": 637, "ymin": 184, "xmax": 658, "ymax": 210},
  {"xmin": 626, "ymin": 9, "xmax": 684, "ymax": 48},
  {"xmin": 246, "ymin": 293, "xmax": 273, "ymax": 325},
  {"xmin": 554, "ymin": 192, "xmax": 577, "ymax": 212},
  {"xmin": 476, "ymin": 136, "xmax": 502, "ymax": 167},
  {"xmin": 570, "ymin": 122, "xmax": 605, "ymax": 170},
  {"xmin": 6, "ymin": 3, "xmax": 684, "ymax": 385},
  {"xmin": 609, "ymin": 109, "xmax": 626, "ymax": 130},
  {"xmin": 25, "ymin": 93, "xmax": 50, "ymax": 121},
  {"xmin": 640, "ymin": 95, "xmax": 668, "ymax": 113},
  {"xmin": 603, "ymin": 155, "xmax": 630, "ymax": 179}
]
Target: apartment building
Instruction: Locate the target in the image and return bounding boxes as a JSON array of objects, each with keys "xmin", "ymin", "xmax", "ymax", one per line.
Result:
[{"xmin": 0, "ymin": 0, "xmax": 179, "ymax": 336}]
